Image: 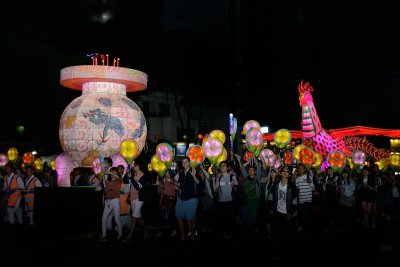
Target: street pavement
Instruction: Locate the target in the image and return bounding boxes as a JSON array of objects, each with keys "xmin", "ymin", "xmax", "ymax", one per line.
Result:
[{"xmin": 1, "ymin": 215, "xmax": 398, "ymax": 266}]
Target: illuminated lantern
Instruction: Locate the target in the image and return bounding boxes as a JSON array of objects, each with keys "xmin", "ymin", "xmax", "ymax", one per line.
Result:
[
  {"xmin": 16, "ymin": 125, "xmax": 25, "ymax": 135},
  {"xmin": 156, "ymin": 143, "xmax": 174, "ymax": 168},
  {"xmin": 0, "ymin": 154, "xmax": 8, "ymax": 167},
  {"xmin": 293, "ymin": 144, "xmax": 306, "ymax": 161},
  {"xmin": 59, "ymin": 64, "xmax": 148, "ymax": 167},
  {"xmin": 215, "ymin": 148, "xmax": 228, "ymax": 168},
  {"xmin": 148, "ymin": 163, "xmax": 153, "ymax": 172},
  {"xmin": 23, "ymin": 152, "xmax": 33, "ymax": 165},
  {"xmin": 299, "ymin": 147, "xmax": 316, "ymax": 168},
  {"xmin": 197, "ymin": 134, "xmax": 203, "ymax": 140},
  {"xmin": 352, "ymin": 150, "xmax": 366, "ymax": 166},
  {"xmin": 186, "ymin": 145, "xmax": 205, "ymax": 168},
  {"xmin": 274, "ymin": 129, "xmax": 291, "ymax": 149},
  {"xmin": 55, "ymin": 152, "xmax": 79, "ymax": 186},
  {"xmin": 327, "ymin": 150, "xmax": 347, "ymax": 172},
  {"xmin": 120, "ymin": 139, "xmax": 140, "ymax": 165},
  {"xmin": 111, "ymin": 152, "xmax": 128, "ymax": 169},
  {"xmin": 259, "ymin": 149, "xmax": 274, "ymax": 167},
  {"xmin": 34, "ymin": 158, "xmax": 43, "ymax": 171},
  {"xmin": 283, "ymin": 151, "xmax": 294, "ymax": 165},
  {"xmin": 375, "ymin": 158, "xmax": 389, "ymax": 171},
  {"xmin": 209, "ymin": 129, "xmax": 226, "ymax": 144},
  {"xmin": 7, "ymin": 147, "xmax": 19, "ymax": 162},
  {"xmin": 242, "ymin": 120, "xmax": 260, "ymax": 135},
  {"xmin": 244, "ymin": 151, "xmax": 253, "ymax": 162},
  {"xmin": 151, "ymin": 154, "xmax": 167, "ymax": 177},
  {"xmin": 203, "ymin": 137, "xmax": 223, "ymax": 165},
  {"xmin": 313, "ymin": 152, "xmax": 323, "ymax": 169},
  {"xmin": 390, "ymin": 153, "xmax": 400, "ymax": 171},
  {"xmin": 50, "ymin": 159, "xmax": 56, "ymax": 171},
  {"xmin": 246, "ymin": 128, "xmax": 263, "ymax": 156},
  {"xmin": 92, "ymin": 157, "xmax": 103, "ymax": 175}
]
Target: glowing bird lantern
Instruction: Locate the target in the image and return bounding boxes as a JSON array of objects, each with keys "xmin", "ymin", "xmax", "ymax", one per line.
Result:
[
  {"xmin": 186, "ymin": 145, "xmax": 205, "ymax": 168},
  {"xmin": 156, "ymin": 143, "xmax": 174, "ymax": 168},
  {"xmin": 242, "ymin": 120, "xmax": 260, "ymax": 135},
  {"xmin": 215, "ymin": 148, "xmax": 228, "ymax": 168},
  {"xmin": 151, "ymin": 154, "xmax": 167, "ymax": 177},
  {"xmin": 0, "ymin": 154, "xmax": 8, "ymax": 167},
  {"xmin": 246, "ymin": 127, "xmax": 263, "ymax": 157},
  {"xmin": 327, "ymin": 150, "xmax": 347, "ymax": 173},
  {"xmin": 202, "ymin": 137, "xmax": 223, "ymax": 165},
  {"xmin": 23, "ymin": 152, "xmax": 33, "ymax": 165},
  {"xmin": 59, "ymin": 64, "xmax": 147, "ymax": 167},
  {"xmin": 274, "ymin": 129, "xmax": 292, "ymax": 149},
  {"xmin": 120, "ymin": 138, "xmax": 140, "ymax": 165},
  {"xmin": 34, "ymin": 158, "xmax": 43, "ymax": 171},
  {"xmin": 209, "ymin": 129, "xmax": 226, "ymax": 144},
  {"xmin": 7, "ymin": 147, "xmax": 19, "ymax": 162}
]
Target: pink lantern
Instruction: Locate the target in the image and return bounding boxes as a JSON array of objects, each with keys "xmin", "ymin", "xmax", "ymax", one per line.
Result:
[
  {"xmin": 202, "ymin": 137, "xmax": 223, "ymax": 165},
  {"xmin": 55, "ymin": 152, "xmax": 79, "ymax": 187},
  {"xmin": 352, "ymin": 150, "xmax": 366, "ymax": 165},
  {"xmin": 156, "ymin": 143, "xmax": 174, "ymax": 168},
  {"xmin": 0, "ymin": 154, "xmax": 8, "ymax": 167},
  {"xmin": 242, "ymin": 120, "xmax": 260, "ymax": 135}
]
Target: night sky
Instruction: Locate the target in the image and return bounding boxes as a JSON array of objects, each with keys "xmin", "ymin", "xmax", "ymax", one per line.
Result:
[{"xmin": 2, "ymin": 0, "xmax": 400, "ymax": 155}]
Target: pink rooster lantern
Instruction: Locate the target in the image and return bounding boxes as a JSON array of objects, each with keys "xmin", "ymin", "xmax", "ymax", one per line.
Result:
[{"xmin": 59, "ymin": 55, "xmax": 148, "ymax": 174}]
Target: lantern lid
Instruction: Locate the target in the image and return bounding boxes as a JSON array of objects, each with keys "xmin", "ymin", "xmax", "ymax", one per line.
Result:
[{"xmin": 60, "ymin": 65, "xmax": 147, "ymax": 92}]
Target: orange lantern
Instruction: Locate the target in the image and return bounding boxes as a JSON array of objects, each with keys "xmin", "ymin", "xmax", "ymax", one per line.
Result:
[
  {"xmin": 283, "ymin": 151, "xmax": 294, "ymax": 165},
  {"xmin": 327, "ymin": 150, "xmax": 347, "ymax": 172},
  {"xmin": 299, "ymin": 147, "xmax": 315, "ymax": 167},
  {"xmin": 23, "ymin": 152, "xmax": 33, "ymax": 165},
  {"xmin": 186, "ymin": 145, "xmax": 205, "ymax": 168}
]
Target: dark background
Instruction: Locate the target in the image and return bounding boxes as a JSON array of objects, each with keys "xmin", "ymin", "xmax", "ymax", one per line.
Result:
[{"xmin": 2, "ymin": 0, "xmax": 400, "ymax": 155}]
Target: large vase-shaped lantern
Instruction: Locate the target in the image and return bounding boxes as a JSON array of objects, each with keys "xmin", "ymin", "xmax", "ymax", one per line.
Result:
[{"xmin": 59, "ymin": 64, "xmax": 148, "ymax": 167}]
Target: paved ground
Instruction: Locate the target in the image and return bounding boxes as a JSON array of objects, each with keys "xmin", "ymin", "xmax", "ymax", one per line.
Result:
[{"xmin": 1, "ymin": 214, "xmax": 399, "ymax": 266}]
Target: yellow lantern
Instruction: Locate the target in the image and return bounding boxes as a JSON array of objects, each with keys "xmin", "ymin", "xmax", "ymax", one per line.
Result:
[
  {"xmin": 34, "ymin": 158, "xmax": 43, "ymax": 171},
  {"xmin": 120, "ymin": 139, "xmax": 140, "ymax": 165},
  {"xmin": 209, "ymin": 129, "xmax": 226, "ymax": 144},
  {"xmin": 7, "ymin": 147, "xmax": 19, "ymax": 162},
  {"xmin": 151, "ymin": 154, "xmax": 167, "ymax": 177}
]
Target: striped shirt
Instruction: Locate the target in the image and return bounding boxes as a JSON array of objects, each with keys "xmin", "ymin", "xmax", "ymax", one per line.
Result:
[{"xmin": 295, "ymin": 173, "xmax": 314, "ymax": 204}]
